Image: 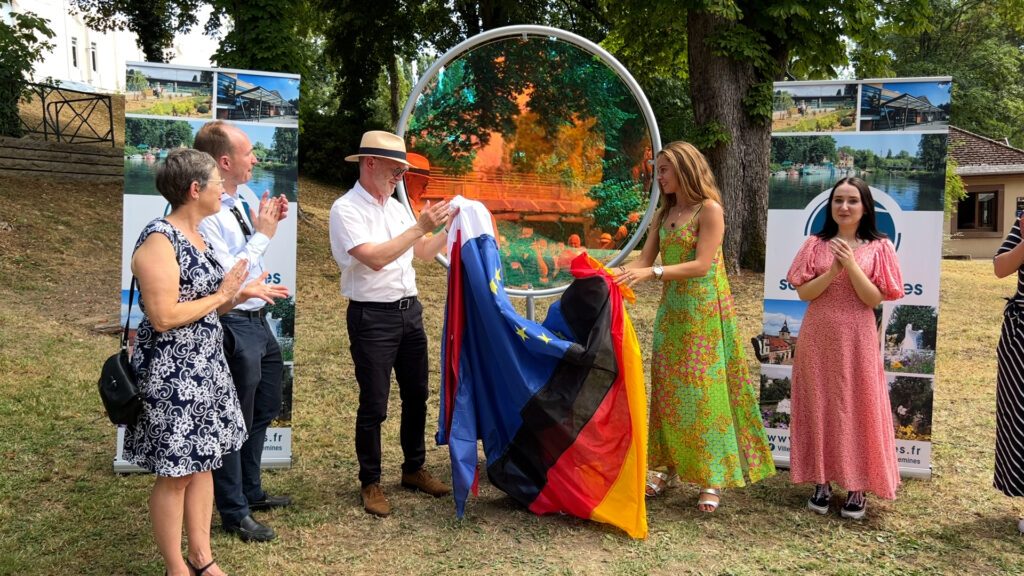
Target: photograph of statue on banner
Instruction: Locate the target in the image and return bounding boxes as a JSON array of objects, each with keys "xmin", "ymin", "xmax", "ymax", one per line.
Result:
[
  {"xmin": 401, "ymin": 35, "xmax": 653, "ymax": 289},
  {"xmin": 125, "ymin": 64, "xmax": 214, "ymax": 118},
  {"xmin": 882, "ymin": 304, "xmax": 938, "ymax": 375},
  {"xmin": 772, "ymin": 82, "xmax": 858, "ymax": 133},
  {"xmin": 859, "ymin": 80, "xmax": 951, "ymax": 132}
]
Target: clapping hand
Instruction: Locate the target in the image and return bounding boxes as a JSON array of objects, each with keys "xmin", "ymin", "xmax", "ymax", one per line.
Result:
[
  {"xmin": 417, "ymin": 199, "xmax": 452, "ymax": 233},
  {"xmin": 238, "ymin": 271, "xmax": 290, "ymax": 304},
  {"xmin": 218, "ymin": 259, "xmax": 250, "ymax": 303},
  {"xmin": 252, "ymin": 192, "xmax": 288, "ymax": 238}
]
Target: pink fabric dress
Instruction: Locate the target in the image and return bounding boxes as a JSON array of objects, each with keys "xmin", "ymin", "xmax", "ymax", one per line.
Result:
[{"xmin": 786, "ymin": 236, "xmax": 905, "ymax": 499}]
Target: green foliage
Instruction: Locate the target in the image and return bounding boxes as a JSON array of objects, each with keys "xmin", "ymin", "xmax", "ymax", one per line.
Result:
[
  {"xmin": 265, "ymin": 296, "xmax": 295, "ymax": 337},
  {"xmin": 690, "ymin": 120, "xmax": 731, "ymax": 151},
  {"xmin": 880, "ymin": 0, "xmax": 1024, "ymax": 147},
  {"xmin": 125, "ymin": 118, "xmax": 194, "ymax": 149},
  {"xmin": 759, "ymin": 374, "xmax": 791, "ymax": 404},
  {"xmin": 252, "ymin": 141, "xmax": 270, "ymax": 161},
  {"xmin": 770, "ymin": 135, "xmax": 836, "ymax": 165},
  {"xmin": 944, "ymin": 157, "xmax": 967, "ymax": 217},
  {"xmin": 642, "ymin": 76, "xmax": 697, "ymax": 145},
  {"xmin": 210, "ymin": 0, "xmax": 306, "ymax": 75},
  {"xmin": 70, "ymin": 0, "xmax": 206, "ymax": 62},
  {"xmin": 0, "ymin": 11, "xmax": 54, "ymax": 137},
  {"xmin": 917, "ymin": 134, "xmax": 947, "ymax": 172},
  {"xmin": 587, "ymin": 178, "xmax": 644, "ymax": 233},
  {"xmin": 126, "ymin": 69, "xmax": 149, "ymax": 93},
  {"xmin": 886, "ymin": 305, "xmax": 937, "ymax": 349},
  {"xmin": 272, "ymin": 127, "xmax": 298, "ymax": 164},
  {"xmin": 889, "ymin": 375, "xmax": 933, "ymax": 432}
]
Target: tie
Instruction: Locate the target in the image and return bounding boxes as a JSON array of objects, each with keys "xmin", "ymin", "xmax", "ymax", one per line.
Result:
[{"xmin": 230, "ymin": 205, "xmax": 252, "ymax": 238}]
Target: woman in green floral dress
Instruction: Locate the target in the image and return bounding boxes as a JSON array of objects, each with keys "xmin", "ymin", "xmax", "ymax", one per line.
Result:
[{"xmin": 615, "ymin": 141, "xmax": 775, "ymax": 512}]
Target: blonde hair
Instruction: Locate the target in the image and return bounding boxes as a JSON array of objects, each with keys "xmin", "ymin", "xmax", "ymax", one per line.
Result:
[{"xmin": 655, "ymin": 141, "xmax": 722, "ymax": 223}]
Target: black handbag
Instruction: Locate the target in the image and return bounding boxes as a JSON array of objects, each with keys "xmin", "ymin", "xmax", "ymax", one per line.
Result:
[{"xmin": 98, "ymin": 277, "xmax": 143, "ymax": 426}]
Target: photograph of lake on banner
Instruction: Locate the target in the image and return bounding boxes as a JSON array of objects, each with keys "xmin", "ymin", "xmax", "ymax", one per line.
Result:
[
  {"xmin": 123, "ymin": 117, "xmax": 298, "ymax": 201},
  {"xmin": 125, "ymin": 160, "xmax": 298, "ymax": 202},
  {"xmin": 768, "ymin": 133, "xmax": 947, "ymax": 211}
]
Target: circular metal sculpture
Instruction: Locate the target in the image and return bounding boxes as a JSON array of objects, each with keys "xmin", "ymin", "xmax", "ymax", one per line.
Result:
[{"xmin": 397, "ymin": 25, "xmax": 661, "ymax": 296}]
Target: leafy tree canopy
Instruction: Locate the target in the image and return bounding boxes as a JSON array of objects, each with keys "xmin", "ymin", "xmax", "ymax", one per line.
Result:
[{"xmin": 1, "ymin": 10, "xmax": 55, "ymax": 137}]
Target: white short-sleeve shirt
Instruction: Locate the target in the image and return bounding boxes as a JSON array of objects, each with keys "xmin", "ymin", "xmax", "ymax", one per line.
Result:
[{"xmin": 329, "ymin": 181, "xmax": 417, "ymax": 301}]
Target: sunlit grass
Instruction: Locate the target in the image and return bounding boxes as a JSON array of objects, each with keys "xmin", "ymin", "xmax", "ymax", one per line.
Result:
[{"xmin": 1, "ymin": 173, "xmax": 1022, "ymax": 574}]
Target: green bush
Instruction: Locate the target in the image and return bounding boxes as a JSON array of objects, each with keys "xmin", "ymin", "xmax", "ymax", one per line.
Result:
[
  {"xmin": 0, "ymin": 13, "xmax": 54, "ymax": 137},
  {"xmin": 196, "ymin": 103, "xmax": 209, "ymax": 114}
]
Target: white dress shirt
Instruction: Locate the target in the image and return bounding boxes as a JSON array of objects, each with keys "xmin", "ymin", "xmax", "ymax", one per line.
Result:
[
  {"xmin": 329, "ymin": 181, "xmax": 417, "ymax": 302},
  {"xmin": 199, "ymin": 183, "xmax": 272, "ymax": 311}
]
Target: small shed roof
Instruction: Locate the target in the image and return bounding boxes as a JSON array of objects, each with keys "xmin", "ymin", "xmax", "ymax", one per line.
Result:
[{"xmin": 949, "ymin": 126, "xmax": 1024, "ymax": 176}]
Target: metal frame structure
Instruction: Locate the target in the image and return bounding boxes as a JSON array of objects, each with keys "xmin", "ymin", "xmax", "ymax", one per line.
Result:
[
  {"xmin": 395, "ymin": 25, "xmax": 661, "ymax": 315},
  {"xmin": 19, "ymin": 82, "xmax": 116, "ymax": 147}
]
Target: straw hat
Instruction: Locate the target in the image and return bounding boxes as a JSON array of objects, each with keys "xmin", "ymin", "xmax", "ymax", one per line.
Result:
[{"xmin": 344, "ymin": 130, "xmax": 411, "ymax": 166}]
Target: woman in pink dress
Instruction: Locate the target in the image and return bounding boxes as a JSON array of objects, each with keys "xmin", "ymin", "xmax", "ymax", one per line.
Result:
[{"xmin": 786, "ymin": 177, "xmax": 904, "ymax": 519}]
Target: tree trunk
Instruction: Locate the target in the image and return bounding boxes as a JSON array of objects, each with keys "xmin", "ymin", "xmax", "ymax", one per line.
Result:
[{"xmin": 687, "ymin": 11, "xmax": 772, "ymax": 273}]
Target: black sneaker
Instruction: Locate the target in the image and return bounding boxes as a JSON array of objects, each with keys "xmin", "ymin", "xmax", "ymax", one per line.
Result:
[
  {"xmin": 840, "ymin": 491, "xmax": 866, "ymax": 520},
  {"xmin": 807, "ymin": 483, "xmax": 831, "ymax": 515}
]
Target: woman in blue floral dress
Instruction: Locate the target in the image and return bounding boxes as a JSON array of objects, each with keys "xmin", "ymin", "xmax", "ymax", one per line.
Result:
[{"xmin": 124, "ymin": 149, "xmax": 286, "ymax": 576}]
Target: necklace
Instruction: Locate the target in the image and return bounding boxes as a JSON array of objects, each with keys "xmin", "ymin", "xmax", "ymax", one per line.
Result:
[{"xmin": 668, "ymin": 204, "xmax": 695, "ymax": 229}]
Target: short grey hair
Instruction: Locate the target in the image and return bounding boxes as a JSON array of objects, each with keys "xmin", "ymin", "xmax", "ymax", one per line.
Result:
[{"xmin": 155, "ymin": 148, "xmax": 217, "ymax": 208}]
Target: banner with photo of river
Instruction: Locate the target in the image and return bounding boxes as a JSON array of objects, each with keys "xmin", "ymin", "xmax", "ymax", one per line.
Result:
[
  {"xmin": 758, "ymin": 77, "xmax": 951, "ymax": 479},
  {"xmin": 115, "ymin": 62, "xmax": 300, "ymax": 472}
]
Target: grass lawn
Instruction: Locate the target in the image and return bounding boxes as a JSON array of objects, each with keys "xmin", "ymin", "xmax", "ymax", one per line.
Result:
[{"xmin": 1, "ymin": 173, "xmax": 1023, "ymax": 575}]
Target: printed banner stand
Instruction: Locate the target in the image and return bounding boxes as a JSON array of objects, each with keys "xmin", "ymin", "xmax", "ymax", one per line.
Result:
[
  {"xmin": 759, "ymin": 76, "xmax": 952, "ymax": 480},
  {"xmin": 115, "ymin": 62, "xmax": 300, "ymax": 473}
]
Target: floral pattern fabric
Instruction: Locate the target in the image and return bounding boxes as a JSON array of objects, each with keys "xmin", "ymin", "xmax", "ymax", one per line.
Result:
[
  {"xmin": 786, "ymin": 235, "xmax": 904, "ymax": 499},
  {"xmin": 648, "ymin": 209, "xmax": 776, "ymax": 487},
  {"xmin": 122, "ymin": 219, "xmax": 247, "ymax": 477}
]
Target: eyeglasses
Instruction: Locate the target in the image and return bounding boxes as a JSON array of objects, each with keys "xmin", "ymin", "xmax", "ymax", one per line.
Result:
[
  {"xmin": 390, "ymin": 167, "xmax": 409, "ymax": 178},
  {"xmin": 204, "ymin": 178, "xmax": 226, "ymax": 187}
]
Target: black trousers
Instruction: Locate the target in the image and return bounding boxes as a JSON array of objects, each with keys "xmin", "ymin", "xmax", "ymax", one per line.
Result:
[
  {"xmin": 213, "ymin": 314, "xmax": 283, "ymax": 524},
  {"xmin": 347, "ymin": 298, "xmax": 429, "ymax": 487}
]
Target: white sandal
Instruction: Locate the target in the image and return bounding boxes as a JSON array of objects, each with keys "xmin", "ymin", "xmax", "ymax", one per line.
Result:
[
  {"xmin": 697, "ymin": 488, "xmax": 721, "ymax": 512},
  {"xmin": 645, "ymin": 471, "xmax": 677, "ymax": 497}
]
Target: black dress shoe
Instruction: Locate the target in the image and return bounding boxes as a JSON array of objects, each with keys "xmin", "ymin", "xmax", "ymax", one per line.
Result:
[
  {"xmin": 224, "ymin": 514, "xmax": 276, "ymax": 542},
  {"xmin": 249, "ymin": 493, "xmax": 292, "ymax": 511}
]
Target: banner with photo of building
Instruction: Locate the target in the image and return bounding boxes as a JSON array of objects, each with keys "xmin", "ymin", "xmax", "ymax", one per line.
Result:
[
  {"xmin": 758, "ymin": 77, "xmax": 951, "ymax": 479},
  {"xmin": 115, "ymin": 62, "xmax": 300, "ymax": 472}
]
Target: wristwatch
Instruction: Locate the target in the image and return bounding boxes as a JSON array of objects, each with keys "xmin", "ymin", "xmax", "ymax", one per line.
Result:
[{"xmin": 652, "ymin": 265, "xmax": 664, "ymax": 280}]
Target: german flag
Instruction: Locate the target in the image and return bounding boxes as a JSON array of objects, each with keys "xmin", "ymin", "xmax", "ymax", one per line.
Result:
[{"xmin": 438, "ymin": 197, "xmax": 647, "ymax": 539}]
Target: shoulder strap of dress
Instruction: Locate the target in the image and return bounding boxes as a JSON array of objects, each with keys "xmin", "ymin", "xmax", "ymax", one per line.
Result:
[{"xmin": 685, "ymin": 202, "xmax": 704, "ymax": 229}]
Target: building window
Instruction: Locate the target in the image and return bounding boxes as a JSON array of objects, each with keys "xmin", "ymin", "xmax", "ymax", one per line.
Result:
[
  {"xmin": 954, "ymin": 186, "xmax": 1004, "ymax": 237},
  {"xmin": 90, "ymin": 42, "xmax": 97, "ymax": 72},
  {"xmin": 71, "ymin": 37, "xmax": 78, "ymax": 68}
]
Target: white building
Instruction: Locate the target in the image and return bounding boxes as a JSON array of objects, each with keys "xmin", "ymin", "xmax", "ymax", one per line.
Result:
[{"xmin": 4, "ymin": 0, "xmax": 218, "ymax": 93}]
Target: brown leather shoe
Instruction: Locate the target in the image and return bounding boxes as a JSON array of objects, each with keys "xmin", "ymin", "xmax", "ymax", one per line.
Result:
[
  {"xmin": 400, "ymin": 468, "xmax": 451, "ymax": 497},
  {"xmin": 360, "ymin": 483, "xmax": 391, "ymax": 517}
]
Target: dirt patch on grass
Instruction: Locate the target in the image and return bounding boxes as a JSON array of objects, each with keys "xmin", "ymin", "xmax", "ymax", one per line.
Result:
[{"xmin": 0, "ymin": 173, "xmax": 122, "ymax": 329}]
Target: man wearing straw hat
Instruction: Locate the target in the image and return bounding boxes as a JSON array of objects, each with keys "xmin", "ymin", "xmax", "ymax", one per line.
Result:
[{"xmin": 329, "ymin": 130, "xmax": 453, "ymax": 517}]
